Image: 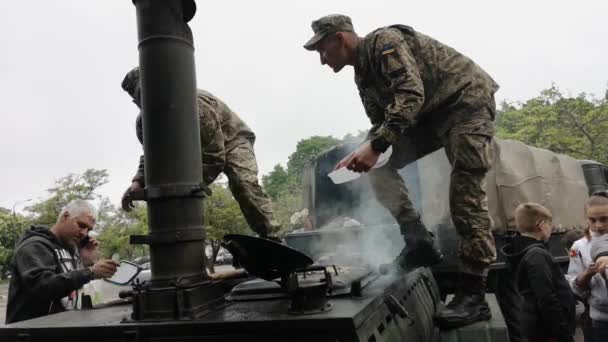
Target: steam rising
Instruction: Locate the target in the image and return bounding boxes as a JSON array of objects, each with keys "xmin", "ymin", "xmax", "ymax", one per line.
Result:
[
  {"xmin": 307, "ymin": 188, "xmax": 406, "ymax": 270},
  {"xmin": 299, "ymin": 148, "xmax": 453, "ymax": 270}
]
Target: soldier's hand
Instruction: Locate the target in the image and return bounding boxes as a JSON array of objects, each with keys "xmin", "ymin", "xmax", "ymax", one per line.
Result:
[
  {"xmin": 121, "ymin": 181, "xmax": 143, "ymax": 211},
  {"xmin": 335, "ymin": 151, "xmax": 356, "ymax": 170},
  {"xmin": 91, "ymin": 259, "xmax": 119, "ymax": 279},
  {"xmin": 345, "ymin": 142, "xmax": 380, "ymax": 173}
]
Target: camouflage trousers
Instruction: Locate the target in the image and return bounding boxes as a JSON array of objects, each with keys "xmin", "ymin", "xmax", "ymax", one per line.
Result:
[
  {"xmin": 368, "ymin": 118, "xmax": 497, "ymax": 276},
  {"xmin": 211, "ymin": 139, "xmax": 276, "ymax": 236}
]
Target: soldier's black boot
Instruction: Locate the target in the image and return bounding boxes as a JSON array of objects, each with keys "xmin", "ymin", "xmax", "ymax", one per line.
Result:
[
  {"xmin": 436, "ymin": 273, "xmax": 491, "ymax": 329},
  {"xmin": 380, "ymin": 218, "xmax": 443, "ymax": 273}
]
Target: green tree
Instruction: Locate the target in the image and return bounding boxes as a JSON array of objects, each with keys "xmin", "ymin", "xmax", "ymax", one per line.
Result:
[
  {"xmin": 204, "ymin": 183, "xmax": 250, "ymax": 273},
  {"xmin": 496, "ymin": 86, "xmax": 608, "ymax": 164},
  {"xmin": 263, "ymin": 135, "xmax": 344, "ymax": 196},
  {"xmin": 26, "ymin": 169, "xmax": 109, "ymax": 225},
  {"xmin": 96, "ymin": 203, "xmax": 149, "ymax": 260},
  {"xmin": 261, "ymin": 164, "xmax": 290, "ymax": 200},
  {"xmin": 0, "ymin": 210, "xmax": 30, "ymax": 277},
  {"xmin": 286, "ymin": 135, "xmax": 340, "ymax": 181},
  {"xmin": 262, "ymin": 136, "xmax": 341, "ymax": 233}
]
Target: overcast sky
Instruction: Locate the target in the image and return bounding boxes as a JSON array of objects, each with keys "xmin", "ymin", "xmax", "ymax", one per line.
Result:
[{"xmin": 0, "ymin": 0, "xmax": 606, "ymax": 211}]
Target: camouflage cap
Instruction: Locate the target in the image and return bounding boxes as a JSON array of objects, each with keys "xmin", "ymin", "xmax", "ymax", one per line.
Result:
[
  {"xmin": 122, "ymin": 66, "xmax": 142, "ymax": 107},
  {"xmin": 303, "ymin": 14, "xmax": 354, "ymax": 51},
  {"xmin": 121, "ymin": 67, "xmax": 140, "ymax": 99}
]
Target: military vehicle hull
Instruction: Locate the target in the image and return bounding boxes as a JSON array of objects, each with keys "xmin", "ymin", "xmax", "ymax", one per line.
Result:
[
  {"xmin": 2, "ymin": 1, "xmax": 585, "ymax": 340},
  {"xmin": 1, "ymin": 269, "xmax": 486, "ymax": 342}
]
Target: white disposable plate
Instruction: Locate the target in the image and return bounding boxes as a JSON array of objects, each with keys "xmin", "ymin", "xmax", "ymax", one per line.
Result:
[{"xmin": 328, "ymin": 146, "xmax": 393, "ymax": 184}]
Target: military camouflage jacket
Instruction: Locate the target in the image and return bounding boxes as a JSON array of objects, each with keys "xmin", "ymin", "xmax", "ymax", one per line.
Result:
[
  {"xmin": 355, "ymin": 25, "xmax": 499, "ymax": 150},
  {"xmin": 133, "ymin": 89, "xmax": 255, "ymax": 185}
]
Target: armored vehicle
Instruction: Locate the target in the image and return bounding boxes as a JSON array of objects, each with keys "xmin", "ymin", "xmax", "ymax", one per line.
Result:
[
  {"xmin": 3, "ymin": 0, "xmax": 598, "ymax": 340},
  {"xmin": 0, "ymin": 1, "xmax": 509, "ymax": 341}
]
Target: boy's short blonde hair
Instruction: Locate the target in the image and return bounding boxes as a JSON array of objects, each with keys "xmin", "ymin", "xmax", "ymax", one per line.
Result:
[{"xmin": 515, "ymin": 202, "xmax": 552, "ymax": 233}]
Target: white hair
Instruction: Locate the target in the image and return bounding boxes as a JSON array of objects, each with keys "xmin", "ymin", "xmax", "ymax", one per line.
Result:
[{"xmin": 59, "ymin": 199, "xmax": 98, "ymax": 222}]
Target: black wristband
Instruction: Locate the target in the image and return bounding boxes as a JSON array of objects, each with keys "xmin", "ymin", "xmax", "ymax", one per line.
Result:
[{"xmin": 370, "ymin": 136, "xmax": 391, "ymax": 153}]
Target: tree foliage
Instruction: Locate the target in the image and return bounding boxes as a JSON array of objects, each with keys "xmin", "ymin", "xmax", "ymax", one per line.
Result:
[
  {"xmin": 286, "ymin": 136, "xmax": 340, "ymax": 181},
  {"xmin": 263, "ymin": 135, "xmax": 340, "ymax": 201},
  {"xmin": 496, "ymin": 86, "xmax": 608, "ymax": 164},
  {"xmin": 96, "ymin": 203, "xmax": 149, "ymax": 260},
  {"xmin": 261, "ymin": 164, "xmax": 290, "ymax": 200},
  {"xmin": 262, "ymin": 135, "xmax": 345, "ymax": 232},
  {"xmin": 203, "ymin": 183, "xmax": 250, "ymax": 272},
  {"xmin": 26, "ymin": 169, "xmax": 109, "ymax": 225},
  {"xmin": 0, "ymin": 210, "xmax": 29, "ymax": 277}
]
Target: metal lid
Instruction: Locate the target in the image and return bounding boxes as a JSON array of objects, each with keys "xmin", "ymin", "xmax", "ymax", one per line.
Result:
[{"xmin": 223, "ymin": 234, "xmax": 313, "ymax": 280}]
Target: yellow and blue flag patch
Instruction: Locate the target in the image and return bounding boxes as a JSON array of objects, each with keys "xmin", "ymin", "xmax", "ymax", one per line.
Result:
[{"xmin": 381, "ymin": 44, "xmax": 396, "ymax": 55}]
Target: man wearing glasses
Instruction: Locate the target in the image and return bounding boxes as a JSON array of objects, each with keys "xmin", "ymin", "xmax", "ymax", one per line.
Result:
[{"xmin": 5, "ymin": 199, "xmax": 118, "ymax": 324}]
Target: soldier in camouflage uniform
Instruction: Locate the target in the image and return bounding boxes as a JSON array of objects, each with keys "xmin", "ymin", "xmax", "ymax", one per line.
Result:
[
  {"xmin": 304, "ymin": 15, "xmax": 498, "ymax": 328},
  {"xmin": 120, "ymin": 67, "xmax": 277, "ymax": 238}
]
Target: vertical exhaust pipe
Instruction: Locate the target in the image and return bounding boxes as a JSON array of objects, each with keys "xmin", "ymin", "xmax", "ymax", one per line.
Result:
[{"xmin": 129, "ymin": 0, "xmax": 223, "ymax": 321}]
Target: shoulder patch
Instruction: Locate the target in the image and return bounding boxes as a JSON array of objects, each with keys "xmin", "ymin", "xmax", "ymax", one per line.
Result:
[
  {"xmin": 569, "ymin": 248, "xmax": 578, "ymax": 258},
  {"xmin": 381, "ymin": 44, "xmax": 396, "ymax": 55}
]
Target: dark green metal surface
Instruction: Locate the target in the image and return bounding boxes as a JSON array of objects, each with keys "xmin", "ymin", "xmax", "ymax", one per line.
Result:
[
  {"xmin": 126, "ymin": 0, "xmax": 227, "ymax": 322},
  {"xmin": 0, "ymin": 269, "xmax": 459, "ymax": 342},
  {"xmin": 135, "ymin": 0, "xmax": 206, "ymax": 284}
]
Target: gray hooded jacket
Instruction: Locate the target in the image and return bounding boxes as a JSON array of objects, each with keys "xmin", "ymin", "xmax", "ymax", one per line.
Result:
[{"xmin": 578, "ymin": 233, "xmax": 608, "ymax": 322}]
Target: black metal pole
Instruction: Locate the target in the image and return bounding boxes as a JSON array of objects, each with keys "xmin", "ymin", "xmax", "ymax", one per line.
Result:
[
  {"xmin": 130, "ymin": 0, "xmax": 223, "ymax": 321},
  {"xmin": 134, "ymin": 0, "xmax": 207, "ymax": 284}
]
